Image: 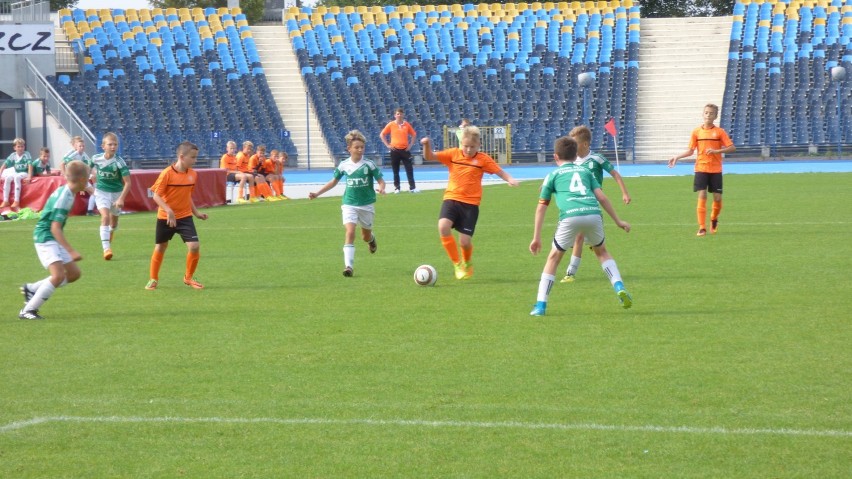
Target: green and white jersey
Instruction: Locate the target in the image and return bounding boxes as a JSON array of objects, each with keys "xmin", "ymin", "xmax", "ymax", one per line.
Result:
[
  {"xmin": 62, "ymin": 149, "xmax": 93, "ymax": 167},
  {"xmin": 539, "ymin": 163, "xmax": 602, "ymax": 221},
  {"xmin": 4, "ymin": 152, "xmax": 32, "ymax": 173},
  {"xmin": 30, "ymin": 159, "xmax": 51, "ymax": 176},
  {"xmin": 33, "ymin": 184, "xmax": 75, "ymax": 244},
  {"xmin": 92, "ymin": 153, "xmax": 130, "ymax": 193},
  {"xmin": 574, "ymin": 151, "xmax": 614, "ymax": 185},
  {"xmin": 333, "ymin": 157, "xmax": 383, "ymax": 207}
]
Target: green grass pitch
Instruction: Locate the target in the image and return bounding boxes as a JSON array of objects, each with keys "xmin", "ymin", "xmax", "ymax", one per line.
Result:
[{"xmin": 1, "ymin": 172, "xmax": 850, "ymax": 477}]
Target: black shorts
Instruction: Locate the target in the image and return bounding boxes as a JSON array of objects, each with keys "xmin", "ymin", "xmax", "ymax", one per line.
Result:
[
  {"xmin": 226, "ymin": 172, "xmax": 240, "ymax": 182},
  {"xmin": 155, "ymin": 217, "xmax": 199, "ymax": 244},
  {"xmin": 694, "ymin": 172, "xmax": 723, "ymax": 193},
  {"xmin": 440, "ymin": 199, "xmax": 480, "ymax": 236}
]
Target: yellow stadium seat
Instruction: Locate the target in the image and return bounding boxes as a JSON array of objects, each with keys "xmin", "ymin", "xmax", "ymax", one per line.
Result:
[
  {"xmin": 151, "ymin": 8, "xmax": 163, "ymax": 16},
  {"xmin": 439, "ymin": 17, "xmax": 451, "ymax": 25},
  {"xmin": 132, "ymin": 26, "xmax": 143, "ymax": 34},
  {"xmin": 59, "ymin": 8, "xmax": 70, "ymax": 17},
  {"xmin": 588, "ymin": 30, "xmax": 599, "ymax": 38},
  {"xmin": 84, "ymin": 37, "xmax": 96, "ymax": 48},
  {"xmin": 85, "ymin": 9, "xmax": 96, "ymax": 17},
  {"xmin": 83, "ymin": 56, "xmax": 92, "ymax": 64},
  {"xmin": 216, "ymin": 36, "xmax": 228, "ymax": 44},
  {"xmin": 99, "ymin": 8, "xmax": 110, "ymax": 17},
  {"xmin": 410, "ymin": 5, "xmax": 422, "ymax": 13},
  {"xmin": 145, "ymin": 26, "xmax": 156, "ymax": 34},
  {"xmin": 230, "ymin": 7, "xmax": 241, "ymax": 16},
  {"xmin": 166, "ymin": 8, "xmax": 176, "ymax": 16},
  {"xmin": 288, "ymin": 6, "xmax": 299, "ymax": 15},
  {"xmin": 384, "ymin": 28, "xmax": 396, "ymax": 37},
  {"xmin": 90, "ymin": 20, "xmax": 101, "ymax": 29},
  {"xmin": 237, "ymin": 20, "xmax": 248, "ymax": 28},
  {"xmin": 517, "ymin": 3, "xmax": 529, "ymax": 11},
  {"xmin": 531, "ymin": 2, "xmax": 543, "ymax": 11},
  {"xmin": 150, "ymin": 37, "xmax": 162, "ymax": 46},
  {"xmin": 329, "ymin": 6, "xmax": 340, "ymax": 14},
  {"xmin": 218, "ymin": 7, "xmax": 228, "ymax": 16},
  {"xmin": 300, "ymin": 24, "xmax": 311, "ymax": 33},
  {"xmin": 426, "ymin": 17, "xmax": 438, "ymax": 25},
  {"xmin": 458, "ymin": 21, "xmax": 469, "ymax": 30},
  {"xmin": 344, "ymin": 6, "xmax": 355, "ymax": 14},
  {"xmin": 156, "ymin": 20, "xmax": 167, "ymax": 28},
  {"xmin": 122, "ymin": 31, "xmax": 134, "ymax": 41},
  {"xmin": 478, "ymin": 26, "xmax": 491, "ymax": 35},
  {"xmin": 405, "ymin": 22, "xmax": 416, "ymax": 31},
  {"xmin": 240, "ymin": 31, "xmax": 252, "ymax": 39}
]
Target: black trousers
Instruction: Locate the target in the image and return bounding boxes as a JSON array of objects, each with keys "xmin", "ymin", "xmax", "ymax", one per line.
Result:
[{"xmin": 390, "ymin": 148, "xmax": 415, "ymax": 190}]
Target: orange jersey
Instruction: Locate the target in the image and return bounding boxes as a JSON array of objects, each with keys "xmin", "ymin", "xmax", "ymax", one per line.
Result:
[
  {"xmin": 689, "ymin": 125, "xmax": 733, "ymax": 173},
  {"xmin": 249, "ymin": 153, "xmax": 266, "ymax": 173},
  {"xmin": 434, "ymin": 148, "xmax": 503, "ymax": 206},
  {"xmin": 235, "ymin": 152, "xmax": 251, "ymax": 173},
  {"xmin": 259, "ymin": 158, "xmax": 276, "ymax": 175},
  {"xmin": 381, "ymin": 121, "xmax": 416, "ymax": 149},
  {"xmin": 150, "ymin": 164, "xmax": 197, "ymax": 220},
  {"xmin": 220, "ymin": 153, "xmax": 238, "ymax": 172}
]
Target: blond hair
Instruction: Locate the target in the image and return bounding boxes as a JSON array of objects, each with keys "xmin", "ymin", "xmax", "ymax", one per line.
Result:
[
  {"xmin": 345, "ymin": 129, "xmax": 366, "ymax": 146},
  {"xmin": 569, "ymin": 125, "xmax": 591, "ymax": 144},
  {"xmin": 65, "ymin": 160, "xmax": 90, "ymax": 181},
  {"xmin": 460, "ymin": 126, "xmax": 481, "ymax": 143},
  {"xmin": 102, "ymin": 132, "xmax": 119, "ymax": 144},
  {"xmin": 12, "ymin": 137, "xmax": 25, "ymax": 146},
  {"xmin": 71, "ymin": 136, "xmax": 84, "ymax": 145}
]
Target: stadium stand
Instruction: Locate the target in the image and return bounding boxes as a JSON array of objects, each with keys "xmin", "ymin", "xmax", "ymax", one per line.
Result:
[
  {"xmin": 51, "ymin": 6, "xmax": 295, "ymax": 166},
  {"xmin": 286, "ymin": 1, "xmax": 640, "ymax": 158},
  {"xmin": 722, "ymin": 0, "xmax": 851, "ymax": 149}
]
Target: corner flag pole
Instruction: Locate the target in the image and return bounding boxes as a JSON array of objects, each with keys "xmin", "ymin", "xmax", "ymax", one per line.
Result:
[{"xmin": 605, "ymin": 117, "xmax": 619, "ymax": 172}]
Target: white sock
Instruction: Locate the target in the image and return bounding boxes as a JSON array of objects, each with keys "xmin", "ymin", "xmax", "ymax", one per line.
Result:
[
  {"xmin": 88, "ymin": 194, "xmax": 96, "ymax": 211},
  {"xmin": 25, "ymin": 278, "xmax": 57, "ymax": 311},
  {"xmin": 566, "ymin": 255, "xmax": 581, "ymax": 276},
  {"xmin": 343, "ymin": 244, "xmax": 355, "ymax": 268},
  {"xmin": 601, "ymin": 259, "xmax": 623, "ymax": 286},
  {"xmin": 100, "ymin": 226, "xmax": 111, "ymax": 250},
  {"xmin": 536, "ymin": 273, "xmax": 555, "ymax": 302}
]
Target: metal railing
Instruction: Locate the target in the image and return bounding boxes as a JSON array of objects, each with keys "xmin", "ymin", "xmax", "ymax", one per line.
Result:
[
  {"xmin": 24, "ymin": 58, "xmax": 97, "ymax": 155},
  {"xmin": 1, "ymin": 0, "xmax": 50, "ymax": 23}
]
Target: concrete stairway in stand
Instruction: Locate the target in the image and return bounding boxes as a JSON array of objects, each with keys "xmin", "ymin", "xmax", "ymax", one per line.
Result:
[{"xmin": 251, "ymin": 25, "xmax": 335, "ymax": 168}]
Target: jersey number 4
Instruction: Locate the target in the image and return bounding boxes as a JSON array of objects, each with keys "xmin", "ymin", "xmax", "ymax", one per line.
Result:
[{"xmin": 569, "ymin": 172, "xmax": 588, "ymax": 196}]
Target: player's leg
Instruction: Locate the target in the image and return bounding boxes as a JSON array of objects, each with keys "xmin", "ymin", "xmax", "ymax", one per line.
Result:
[
  {"xmin": 341, "ymin": 206, "xmax": 358, "ymax": 276},
  {"xmin": 183, "ymin": 241, "xmax": 202, "ymax": 289},
  {"xmin": 710, "ymin": 174, "xmax": 723, "ymax": 234},
  {"xmin": 454, "ymin": 203, "xmax": 478, "ymax": 279},
  {"xmin": 1, "ymin": 170, "xmax": 12, "ymax": 206},
  {"xmin": 11, "ymin": 173, "xmax": 25, "ymax": 207},
  {"xmin": 584, "ymin": 215, "xmax": 631, "ymax": 308},
  {"xmin": 21, "ymin": 243, "xmax": 74, "ymax": 318},
  {"xmin": 693, "ymin": 173, "xmax": 709, "ymax": 236},
  {"xmin": 95, "ymin": 189, "xmax": 113, "ymax": 258},
  {"xmin": 562, "ymin": 233, "xmax": 585, "ymax": 282},
  {"xmin": 532, "ymin": 220, "xmax": 574, "ymax": 316},
  {"xmin": 357, "ymin": 206, "xmax": 377, "ymax": 254},
  {"xmin": 147, "ymin": 219, "xmax": 173, "ymax": 289}
]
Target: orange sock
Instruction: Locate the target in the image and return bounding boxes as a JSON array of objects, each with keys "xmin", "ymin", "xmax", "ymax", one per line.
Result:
[
  {"xmin": 461, "ymin": 244, "xmax": 473, "ymax": 263},
  {"xmin": 186, "ymin": 251, "xmax": 200, "ymax": 279},
  {"xmin": 276, "ymin": 180, "xmax": 284, "ymax": 196},
  {"xmin": 711, "ymin": 200, "xmax": 722, "ymax": 221},
  {"xmin": 149, "ymin": 250, "xmax": 164, "ymax": 280},
  {"xmin": 250, "ymin": 185, "xmax": 257, "ymax": 198},
  {"xmin": 697, "ymin": 198, "xmax": 707, "ymax": 229},
  {"xmin": 257, "ymin": 182, "xmax": 274, "ymax": 198},
  {"xmin": 441, "ymin": 235, "xmax": 460, "ymax": 264}
]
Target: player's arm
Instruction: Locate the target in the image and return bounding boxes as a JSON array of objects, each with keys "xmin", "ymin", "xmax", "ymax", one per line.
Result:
[
  {"xmin": 51, "ymin": 221, "xmax": 81, "ymax": 261},
  {"xmin": 529, "ymin": 200, "xmax": 549, "ymax": 255},
  {"xmin": 151, "ymin": 191, "xmax": 177, "ymax": 226},
  {"xmin": 609, "ymin": 170, "xmax": 631, "ymax": 204},
  {"xmin": 594, "ymin": 188, "xmax": 630, "ymax": 232},
  {"xmin": 380, "ymin": 127, "xmax": 391, "ymax": 149},
  {"xmin": 26, "ymin": 162, "xmax": 34, "ymax": 182},
  {"xmin": 376, "ymin": 177, "xmax": 386, "ymax": 195},
  {"xmin": 190, "ymin": 198, "xmax": 208, "ymax": 221},
  {"xmin": 308, "ymin": 177, "xmax": 340, "ymax": 199},
  {"xmin": 115, "ymin": 174, "xmax": 131, "ymax": 210},
  {"xmin": 707, "ymin": 143, "xmax": 736, "ymax": 155},
  {"xmin": 419, "ymin": 137, "xmax": 435, "ymax": 161},
  {"xmin": 496, "ymin": 169, "xmax": 519, "ymax": 187},
  {"xmin": 668, "ymin": 148, "xmax": 695, "ymax": 167}
]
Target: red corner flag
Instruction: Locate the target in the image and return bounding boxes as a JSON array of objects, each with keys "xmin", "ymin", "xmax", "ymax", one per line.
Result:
[{"xmin": 604, "ymin": 118, "xmax": 618, "ymax": 137}]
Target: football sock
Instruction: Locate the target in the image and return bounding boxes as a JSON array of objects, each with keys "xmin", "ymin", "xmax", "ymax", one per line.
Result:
[
  {"xmin": 343, "ymin": 244, "xmax": 355, "ymax": 268},
  {"xmin": 99, "ymin": 226, "xmax": 111, "ymax": 250},
  {"xmin": 566, "ymin": 255, "xmax": 581, "ymax": 276},
  {"xmin": 237, "ymin": 185, "xmax": 244, "ymax": 199},
  {"xmin": 536, "ymin": 273, "xmax": 555, "ymax": 302},
  {"xmin": 185, "ymin": 250, "xmax": 200, "ymax": 278},
  {"xmin": 256, "ymin": 182, "xmax": 274, "ymax": 198},
  {"xmin": 149, "ymin": 250, "xmax": 164, "ymax": 280},
  {"xmin": 277, "ymin": 180, "xmax": 285, "ymax": 196},
  {"xmin": 601, "ymin": 259, "xmax": 623, "ymax": 287},
  {"xmin": 441, "ymin": 235, "xmax": 460, "ymax": 264},
  {"xmin": 461, "ymin": 244, "xmax": 473, "ymax": 263},
  {"xmin": 711, "ymin": 200, "xmax": 722, "ymax": 221},
  {"xmin": 696, "ymin": 198, "xmax": 707, "ymax": 229},
  {"xmin": 250, "ymin": 185, "xmax": 257, "ymax": 198},
  {"xmin": 87, "ymin": 194, "xmax": 96, "ymax": 211},
  {"xmin": 26, "ymin": 277, "xmax": 56, "ymax": 311}
]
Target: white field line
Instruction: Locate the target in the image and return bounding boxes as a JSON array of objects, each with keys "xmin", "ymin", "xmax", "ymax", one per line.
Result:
[{"xmin": 1, "ymin": 416, "xmax": 850, "ymax": 438}]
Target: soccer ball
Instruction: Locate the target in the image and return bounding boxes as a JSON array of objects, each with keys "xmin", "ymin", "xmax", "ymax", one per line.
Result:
[{"xmin": 413, "ymin": 264, "xmax": 437, "ymax": 286}]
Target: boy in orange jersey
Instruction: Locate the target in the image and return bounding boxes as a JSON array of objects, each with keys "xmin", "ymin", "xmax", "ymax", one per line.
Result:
[
  {"xmin": 269, "ymin": 149, "xmax": 288, "ymax": 199},
  {"xmin": 248, "ymin": 144, "xmax": 278, "ymax": 201},
  {"xmin": 220, "ymin": 140, "xmax": 254, "ymax": 205},
  {"xmin": 668, "ymin": 104, "xmax": 736, "ymax": 236},
  {"xmin": 145, "ymin": 141, "xmax": 209, "ymax": 291},
  {"xmin": 235, "ymin": 141, "xmax": 261, "ymax": 203},
  {"xmin": 420, "ymin": 126, "xmax": 519, "ymax": 280}
]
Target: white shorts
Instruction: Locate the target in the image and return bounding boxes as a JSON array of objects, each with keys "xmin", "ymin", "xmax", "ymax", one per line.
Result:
[
  {"xmin": 35, "ymin": 240, "xmax": 72, "ymax": 268},
  {"xmin": 95, "ymin": 189, "xmax": 122, "ymax": 215},
  {"xmin": 2, "ymin": 169, "xmax": 27, "ymax": 180},
  {"xmin": 553, "ymin": 215, "xmax": 605, "ymax": 251},
  {"xmin": 341, "ymin": 204, "xmax": 375, "ymax": 229}
]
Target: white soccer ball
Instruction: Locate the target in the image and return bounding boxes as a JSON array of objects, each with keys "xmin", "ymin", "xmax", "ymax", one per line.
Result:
[{"xmin": 413, "ymin": 264, "xmax": 438, "ymax": 286}]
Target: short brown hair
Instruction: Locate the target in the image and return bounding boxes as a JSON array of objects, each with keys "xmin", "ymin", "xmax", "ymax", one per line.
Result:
[
  {"xmin": 554, "ymin": 136, "xmax": 578, "ymax": 162},
  {"xmin": 705, "ymin": 103, "xmax": 719, "ymax": 116},
  {"xmin": 177, "ymin": 141, "xmax": 199, "ymax": 157}
]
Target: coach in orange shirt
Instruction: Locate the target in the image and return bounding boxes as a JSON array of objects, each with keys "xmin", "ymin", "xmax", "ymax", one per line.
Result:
[{"xmin": 380, "ymin": 107, "xmax": 419, "ymax": 193}]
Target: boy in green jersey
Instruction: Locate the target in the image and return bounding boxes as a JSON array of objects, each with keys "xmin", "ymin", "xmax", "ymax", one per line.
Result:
[
  {"xmin": 91, "ymin": 132, "xmax": 131, "ymax": 260},
  {"xmin": 19, "ymin": 160, "xmax": 90, "ymax": 320},
  {"xmin": 29, "ymin": 147, "xmax": 60, "ymax": 179},
  {"xmin": 309, "ymin": 130, "xmax": 386, "ymax": 277},
  {"xmin": 528, "ymin": 136, "xmax": 632, "ymax": 316},
  {"xmin": 0, "ymin": 138, "xmax": 33, "ymax": 210}
]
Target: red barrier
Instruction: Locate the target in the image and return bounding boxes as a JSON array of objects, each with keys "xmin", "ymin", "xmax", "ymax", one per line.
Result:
[{"xmin": 0, "ymin": 168, "xmax": 226, "ymax": 214}]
